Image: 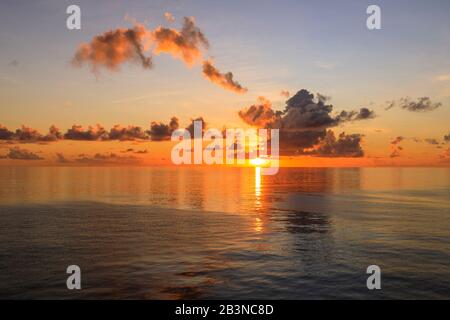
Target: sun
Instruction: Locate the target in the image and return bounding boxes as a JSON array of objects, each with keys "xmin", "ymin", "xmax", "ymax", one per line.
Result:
[{"xmin": 249, "ymin": 158, "xmax": 268, "ymax": 166}]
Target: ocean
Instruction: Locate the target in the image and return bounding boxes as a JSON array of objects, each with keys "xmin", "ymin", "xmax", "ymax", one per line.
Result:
[{"xmin": 0, "ymin": 166, "xmax": 449, "ymax": 299}]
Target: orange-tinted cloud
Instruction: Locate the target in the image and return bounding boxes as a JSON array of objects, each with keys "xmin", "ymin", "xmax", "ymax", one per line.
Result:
[
  {"xmin": 72, "ymin": 17, "xmax": 247, "ymax": 94},
  {"xmin": 164, "ymin": 12, "xmax": 175, "ymax": 23},
  {"xmin": 152, "ymin": 17, "xmax": 209, "ymax": 66},
  {"xmin": 72, "ymin": 24, "xmax": 152, "ymax": 72},
  {"xmin": 202, "ymin": 60, "xmax": 247, "ymax": 94},
  {"xmin": 238, "ymin": 96, "xmax": 277, "ymax": 126},
  {"xmin": 280, "ymin": 90, "xmax": 290, "ymax": 98}
]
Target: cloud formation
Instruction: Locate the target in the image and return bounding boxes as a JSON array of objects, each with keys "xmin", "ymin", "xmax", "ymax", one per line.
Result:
[
  {"xmin": 76, "ymin": 153, "xmax": 139, "ymax": 165},
  {"xmin": 300, "ymin": 131, "xmax": 364, "ymax": 158},
  {"xmin": 0, "ymin": 147, "xmax": 44, "ymax": 160},
  {"xmin": 238, "ymin": 96, "xmax": 278, "ymax": 127},
  {"xmin": 444, "ymin": 134, "xmax": 450, "ymax": 143},
  {"xmin": 72, "ymin": 24, "xmax": 152, "ymax": 72},
  {"xmin": 164, "ymin": 12, "xmax": 175, "ymax": 23},
  {"xmin": 108, "ymin": 125, "xmax": 147, "ymax": 140},
  {"xmin": 72, "ymin": 16, "xmax": 246, "ymax": 94},
  {"xmin": 336, "ymin": 108, "xmax": 376, "ymax": 122},
  {"xmin": 0, "ymin": 125, "xmax": 14, "ymax": 140},
  {"xmin": 390, "ymin": 136, "xmax": 404, "ymax": 158},
  {"xmin": 237, "ymin": 89, "xmax": 374, "ymax": 154},
  {"xmin": 147, "ymin": 117, "xmax": 179, "ymax": 141},
  {"xmin": 202, "ymin": 60, "xmax": 247, "ymax": 94},
  {"xmin": 64, "ymin": 124, "xmax": 109, "ymax": 141},
  {"xmin": 152, "ymin": 17, "xmax": 209, "ymax": 66},
  {"xmin": 387, "ymin": 97, "xmax": 442, "ymax": 112}
]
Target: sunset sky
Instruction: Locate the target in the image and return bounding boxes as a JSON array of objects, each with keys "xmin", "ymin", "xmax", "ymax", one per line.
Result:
[{"xmin": 0, "ymin": 0, "xmax": 449, "ymax": 166}]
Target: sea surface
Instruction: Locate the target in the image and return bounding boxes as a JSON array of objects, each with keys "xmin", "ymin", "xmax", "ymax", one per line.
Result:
[{"xmin": 0, "ymin": 166, "xmax": 449, "ymax": 299}]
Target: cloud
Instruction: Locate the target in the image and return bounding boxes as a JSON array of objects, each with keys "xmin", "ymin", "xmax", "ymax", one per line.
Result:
[
  {"xmin": 13, "ymin": 125, "xmax": 43, "ymax": 142},
  {"xmin": 238, "ymin": 96, "xmax": 278, "ymax": 127},
  {"xmin": 336, "ymin": 108, "xmax": 376, "ymax": 122},
  {"xmin": 237, "ymin": 89, "xmax": 374, "ymax": 155},
  {"xmin": 390, "ymin": 136, "xmax": 404, "ymax": 158},
  {"xmin": 280, "ymin": 90, "xmax": 290, "ymax": 98},
  {"xmin": 425, "ymin": 138, "xmax": 440, "ymax": 145},
  {"xmin": 0, "ymin": 147, "xmax": 44, "ymax": 160},
  {"xmin": 72, "ymin": 17, "xmax": 246, "ymax": 94},
  {"xmin": 108, "ymin": 125, "xmax": 147, "ymax": 140},
  {"xmin": 202, "ymin": 60, "xmax": 247, "ymax": 94},
  {"xmin": 64, "ymin": 124, "xmax": 109, "ymax": 141},
  {"xmin": 164, "ymin": 12, "xmax": 175, "ymax": 23},
  {"xmin": 147, "ymin": 117, "xmax": 179, "ymax": 141},
  {"xmin": 186, "ymin": 117, "xmax": 207, "ymax": 137},
  {"xmin": 152, "ymin": 17, "xmax": 209, "ymax": 66},
  {"xmin": 444, "ymin": 134, "xmax": 450, "ymax": 143},
  {"xmin": 387, "ymin": 97, "xmax": 442, "ymax": 112},
  {"xmin": 0, "ymin": 125, "xmax": 14, "ymax": 140},
  {"xmin": 0, "ymin": 125, "xmax": 63, "ymax": 142},
  {"xmin": 42, "ymin": 125, "xmax": 63, "ymax": 141},
  {"xmin": 300, "ymin": 131, "xmax": 364, "ymax": 158},
  {"xmin": 435, "ymin": 74, "xmax": 450, "ymax": 82},
  {"xmin": 390, "ymin": 136, "xmax": 404, "ymax": 145},
  {"xmin": 72, "ymin": 23, "xmax": 152, "ymax": 73},
  {"xmin": 75, "ymin": 153, "xmax": 139, "ymax": 165}
]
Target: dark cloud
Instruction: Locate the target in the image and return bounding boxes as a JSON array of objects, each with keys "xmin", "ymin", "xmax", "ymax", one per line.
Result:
[
  {"xmin": 72, "ymin": 24, "xmax": 152, "ymax": 73},
  {"xmin": 336, "ymin": 108, "xmax": 376, "ymax": 122},
  {"xmin": 0, "ymin": 125, "xmax": 62, "ymax": 142},
  {"xmin": 13, "ymin": 125, "xmax": 43, "ymax": 142},
  {"xmin": 108, "ymin": 125, "xmax": 147, "ymax": 140},
  {"xmin": 299, "ymin": 131, "xmax": 364, "ymax": 158},
  {"xmin": 387, "ymin": 97, "xmax": 442, "ymax": 112},
  {"xmin": 202, "ymin": 60, "xmax": 247, "ymax": 94},
  {"xmin": 147, "ymin": 117, "xmax": 179, "ymax": 141},
  {"xmin": 64, "ymin": 124, "xmax": 109, "ymax": 141},
  {"xmin": 0, "ymin": 125, "xmax": 14, "ymax": 140},
  {"xmin": 444, "ymin": 134, "xmax": 450, "ymax": 143},
  {"xmin": 186, "ymin": 117, "xmax": 207, "ymax": 137},
  {"xmin": 237, "ymin": 89, "xmax": 375, "ymax": 155},
  {"xmin": 0, "ymin": 147, "xmax": 44, "ymax": 160}
]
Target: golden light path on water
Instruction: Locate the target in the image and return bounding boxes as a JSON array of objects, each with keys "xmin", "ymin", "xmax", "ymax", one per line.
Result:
[{"xmin": 254, "ymin": 166, "xmax": 263, "ymax": 233}]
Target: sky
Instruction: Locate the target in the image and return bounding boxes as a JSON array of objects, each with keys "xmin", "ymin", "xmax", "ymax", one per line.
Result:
[{"xmin": 0, "ymin": 0, "xmax": 449, "ymax": 166}]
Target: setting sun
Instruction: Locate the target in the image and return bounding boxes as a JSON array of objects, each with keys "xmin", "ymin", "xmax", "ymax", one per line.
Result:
[{"xmin": 249, "ymin": 158, "xmax": 268, "ymax": 166}]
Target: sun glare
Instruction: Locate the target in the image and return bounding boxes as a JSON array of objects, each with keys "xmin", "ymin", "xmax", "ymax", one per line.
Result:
[{"xmin": 250, "ymin": 158, "xmax": 268, "ymax": 167}]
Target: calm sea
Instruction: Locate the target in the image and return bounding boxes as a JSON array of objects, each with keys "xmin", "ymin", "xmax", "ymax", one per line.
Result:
[{"xmin": 0, "ymin": 167, "xmax": 449, "ymax": 299}]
